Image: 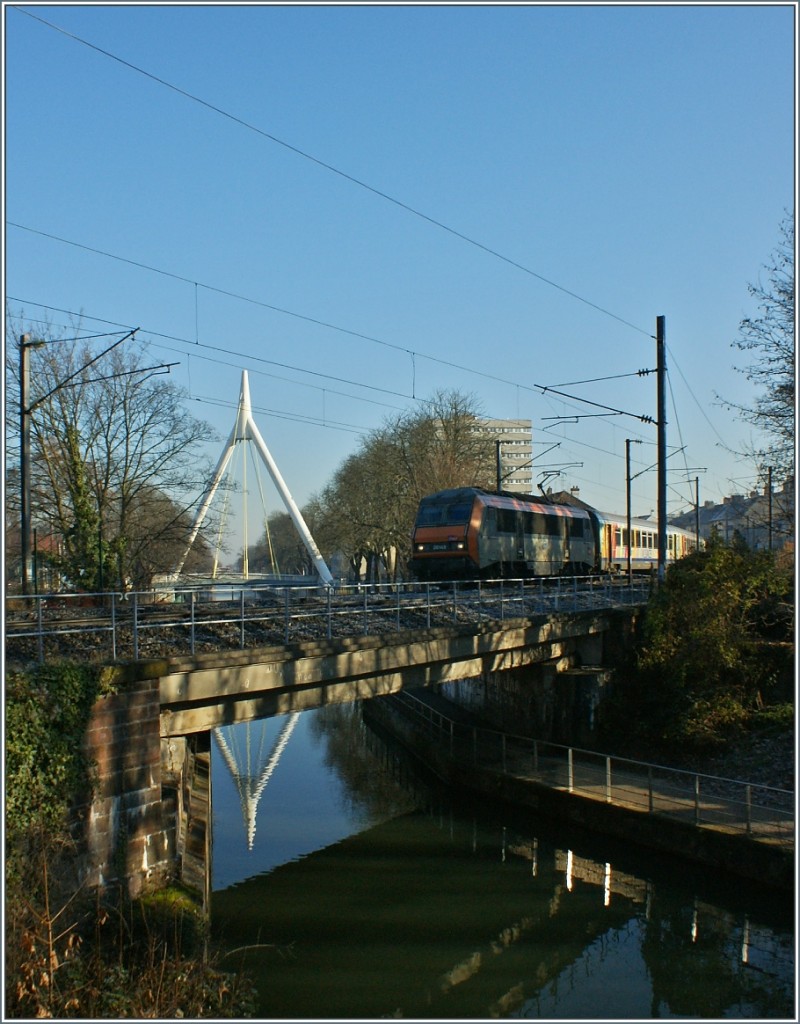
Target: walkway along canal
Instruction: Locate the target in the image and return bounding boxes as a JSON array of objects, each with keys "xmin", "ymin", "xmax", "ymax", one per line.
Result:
[{"xmin": 364, "ymin": 689, "xmax": 794, "ymax": 890}]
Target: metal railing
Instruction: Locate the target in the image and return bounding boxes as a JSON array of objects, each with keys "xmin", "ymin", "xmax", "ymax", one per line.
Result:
[
  {"xmin": 390, "ymin": 691, "xmax": 795, "ymax": 849},
  {"xmin": 5, "ymin": 575, "xmax": 650, "ymax": 664}
]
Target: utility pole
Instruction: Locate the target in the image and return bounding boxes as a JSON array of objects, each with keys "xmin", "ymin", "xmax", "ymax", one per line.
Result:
[
  {"xmin": 656, "ymin": 315, "xmax": 667, "ymax": 583},
  {"xmin": 19, "ymin": 333, "xmax": 42, "ymax": 595},
  {"xmin": 694, "ymin": 476, "xmax": 700, "ymax": 550},
  {"xmin": 625, "ymin": 438, "xmax": 641, "ymax": 584},
  {"xmin": 18, "ymin": 328, "xmax": 138, "ymax": 595}
]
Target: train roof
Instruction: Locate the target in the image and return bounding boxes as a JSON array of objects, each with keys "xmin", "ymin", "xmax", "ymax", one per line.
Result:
[
  {"xmin": 418, "ymin": 487, "xmax": 591, "ymax": 517},
  {"xmin": 592, "ymin": 510, "xmax": 697, "ymax": 536}
]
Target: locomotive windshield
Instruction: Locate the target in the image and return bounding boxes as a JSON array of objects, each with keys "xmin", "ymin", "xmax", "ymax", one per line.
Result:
[{"xmin": 415, "ymin": 500, "xmax": 473, "ymax": 526}]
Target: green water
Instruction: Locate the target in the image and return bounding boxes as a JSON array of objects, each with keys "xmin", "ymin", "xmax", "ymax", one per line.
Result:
[{"xmin": 210, "ymin": 703, "xmax": 794, "ymax": 1019}]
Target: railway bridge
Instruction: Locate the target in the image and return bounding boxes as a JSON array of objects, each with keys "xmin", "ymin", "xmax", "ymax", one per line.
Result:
[{"xmin": 72, "ymin": 603, "xmax": 636, "ymax": 903}]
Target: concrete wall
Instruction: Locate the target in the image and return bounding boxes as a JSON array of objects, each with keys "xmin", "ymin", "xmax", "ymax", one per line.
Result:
[
  {"xmin": 442, "ymin": 665, "xmax": 613, "ymax": 747},
  {"xmin": 441, "ymin": 610, "xmax": 629, "ymax": 745}
]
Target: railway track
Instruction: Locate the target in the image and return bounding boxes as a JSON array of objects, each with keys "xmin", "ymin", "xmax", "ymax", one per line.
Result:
[{"xmin": 6, "ymin": 576, "xmax": 650, "ymax": 665}]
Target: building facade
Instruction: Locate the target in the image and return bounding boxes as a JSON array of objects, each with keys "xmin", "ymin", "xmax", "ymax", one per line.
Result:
[{"xmin": 475, "ymin": 419, "xmax": 533, "ymax": 494}]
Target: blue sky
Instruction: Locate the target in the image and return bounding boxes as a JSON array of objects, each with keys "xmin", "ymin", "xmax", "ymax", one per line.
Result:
[{"xmin": 4, "ymin": 3, "xmax": 795, "ymax": 558}]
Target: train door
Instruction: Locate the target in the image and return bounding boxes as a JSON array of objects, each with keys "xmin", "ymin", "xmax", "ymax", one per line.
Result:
[{"xmin": 604, "ymin": 522, "xmax": 614, "ymax": 571}]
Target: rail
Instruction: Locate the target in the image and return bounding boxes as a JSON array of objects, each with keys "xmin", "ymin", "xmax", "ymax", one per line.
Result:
[
  {"xmin": 5, "ymin": 575, "xmax": 650, "ymax": 664},
  {"xmin": 389, "ymin": 691, "xmax": 795, "ymax": 849}
]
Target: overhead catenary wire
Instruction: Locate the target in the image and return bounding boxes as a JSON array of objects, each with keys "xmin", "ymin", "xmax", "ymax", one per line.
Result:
[
  {"xmin": 6, "ymin": 296, "xmax": 705, "ymax": 506},
  {"xmin": 15, "ymin": 9, "xmax": 653, "ymax": 340},
  {"xmin": 8, "ymin": 224, "xmax": 656, "ymax": 423}
]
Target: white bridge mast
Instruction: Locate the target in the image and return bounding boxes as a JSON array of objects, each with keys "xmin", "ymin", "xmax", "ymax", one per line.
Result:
[{"xmin": 173, "ymin": 370, "xmax": 334, "ymax": 586}]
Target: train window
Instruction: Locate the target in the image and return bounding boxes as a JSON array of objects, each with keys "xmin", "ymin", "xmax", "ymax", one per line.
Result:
[
  {"xmin": 633, "ymin": 530, "xmax": 641, "ymax": 547},
  {"xmin": 531, "ymin": 512, "xmax": 562, "ymax": 536},
  {"xmin": 445, "ymin": 502, "xmax": 472, "ymax": 523},
  {"xmin": 416, "ymin": 501, "xmax": 473, "ymax": 526},
  {"xmin": 416, "ymin": 505, "xmax": 444, "ymax": 526},
  {"xmin": 497, "ymin": 509, "xmax": 517, "ymax": 533},
  {"xmin": 614, "ymin": 527, "xmax": 622, "ymax": 547},
  {"xmin": 521, "ymin": 511, "xmax": 535, "ymax": 535},
  {"xmin": 569, "ymin": 518, "xmax": 584, "ymax": 538}
]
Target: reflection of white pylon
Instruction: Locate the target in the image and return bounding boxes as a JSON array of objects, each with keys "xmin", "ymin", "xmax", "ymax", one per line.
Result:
[
  {"xmin": 173, "ymin": 370, "xmax": 333, "ymax": 585},
  {"xmin": 214, "ymin": 713, "xmax": 301, "ymax": 850}
]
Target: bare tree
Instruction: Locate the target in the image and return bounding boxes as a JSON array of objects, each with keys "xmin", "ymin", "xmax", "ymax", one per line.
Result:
[
  {"xmin": 314, "ymin": 390, "xmax": 495, "ymax": 580},
  {"xmin": 719, "ymin": 213, "xmax": 795, "ymax": 480},
  {"xmin": 6, "ymin": 322, "xmax": 216, "ymax": 590}
]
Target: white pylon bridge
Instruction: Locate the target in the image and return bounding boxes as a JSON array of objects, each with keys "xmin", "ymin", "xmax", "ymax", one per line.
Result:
[
  {"xmin": 213, "ymin": 714, "xmax": 301, "ymax": 850},
  {"xmin": 173, "ymin": 370, "xmax": 333, "ymax": 586}
]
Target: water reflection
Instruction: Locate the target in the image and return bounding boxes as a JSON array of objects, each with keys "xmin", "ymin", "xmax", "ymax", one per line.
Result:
[
  {"xmin": 211, "ymin": 702, "xmax": 794, "ymax": 1019},
  {"xmin": 213, "ymin": 713, "xmax": 300, "ymax": 849}
]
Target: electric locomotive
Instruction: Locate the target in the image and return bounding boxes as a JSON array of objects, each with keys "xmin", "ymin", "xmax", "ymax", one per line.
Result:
[
  {"xmin": 409, "ymin": 487, "xmax": 698, "ymax": 581},
  {"xmin": 409, "ymin": 487, "xmax": 596, "ymax": 580}
]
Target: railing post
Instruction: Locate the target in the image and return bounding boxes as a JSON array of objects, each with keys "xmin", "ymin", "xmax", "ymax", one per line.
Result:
[
  {"xmin": 605, "ymin": 756, "xmax": 612, "ymax": 803},
  {"xmin": 426, "ymin": 583, "xmax": 431, "ymax": 629},
  {"xmin": 500, "ymin": 580, "xmax": 505, "ymax": 621},
  {"xmin": 132, "ymin": 591, "xmax": 139, "ymax": 661},
  {"xmin": 284, "ymin": 588, "xmax": 290, "ymax": 643},
  {"xmin": 694, "ymin": 775, "xmax": 701, "ymax": 825},
  {"xmin": 363, "ymin": 585, "xmax": 369, "ymax": 633},
  {"xmin": 240, "ymin": 589, "xmax": 246, "ymax": 649},
  {"xmin": 190, "ymin": 591, "xmax": 196, "ymax": 655},
  {"xmin": 745, "ymin": 784, "xmax": 752, "ymax": 835},
  {"xmin": 36, "ymin": 595, "xmax": 44, "ymax": 664},
  {"xmin": 111, "ymin": 592, "xmax": 117, "ymax": 661},
  {"xmin": 327, "ymin": 585, "xmax": 333, "ymax": 640},
  {"xmin": 396, "ymin": 584, "xmax": 401, "ymax": 631},
  {"xmin": 452, "ymin": 581, "xmax": 458, "ymax": 624},
  {"xmin": 478, "ymin": 581, "xmax": 483, "ymax": 619},
  {"xmin": 567, "ymin": 747, "xmax": 574, "ymax": 792}
]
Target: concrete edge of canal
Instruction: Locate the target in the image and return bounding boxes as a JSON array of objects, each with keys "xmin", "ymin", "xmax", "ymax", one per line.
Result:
[{"xmin": 364, "ymin": 698, "xmax": 795, "ymax": 893}]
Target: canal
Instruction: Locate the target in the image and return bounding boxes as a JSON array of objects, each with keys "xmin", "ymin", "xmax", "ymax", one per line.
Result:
[{"xmin": 210, "ymin": 702, "xmax": 794, "ymax": 1019}]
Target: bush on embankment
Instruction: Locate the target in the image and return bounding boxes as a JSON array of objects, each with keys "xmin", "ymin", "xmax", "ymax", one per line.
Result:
[
  {"xmin": 597, "ymin": 535, "xmax": 794, "ymax": 762},
  {"xmin": 5, "ymin": 660, "xmax": 256, "ymax": 1018}
]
